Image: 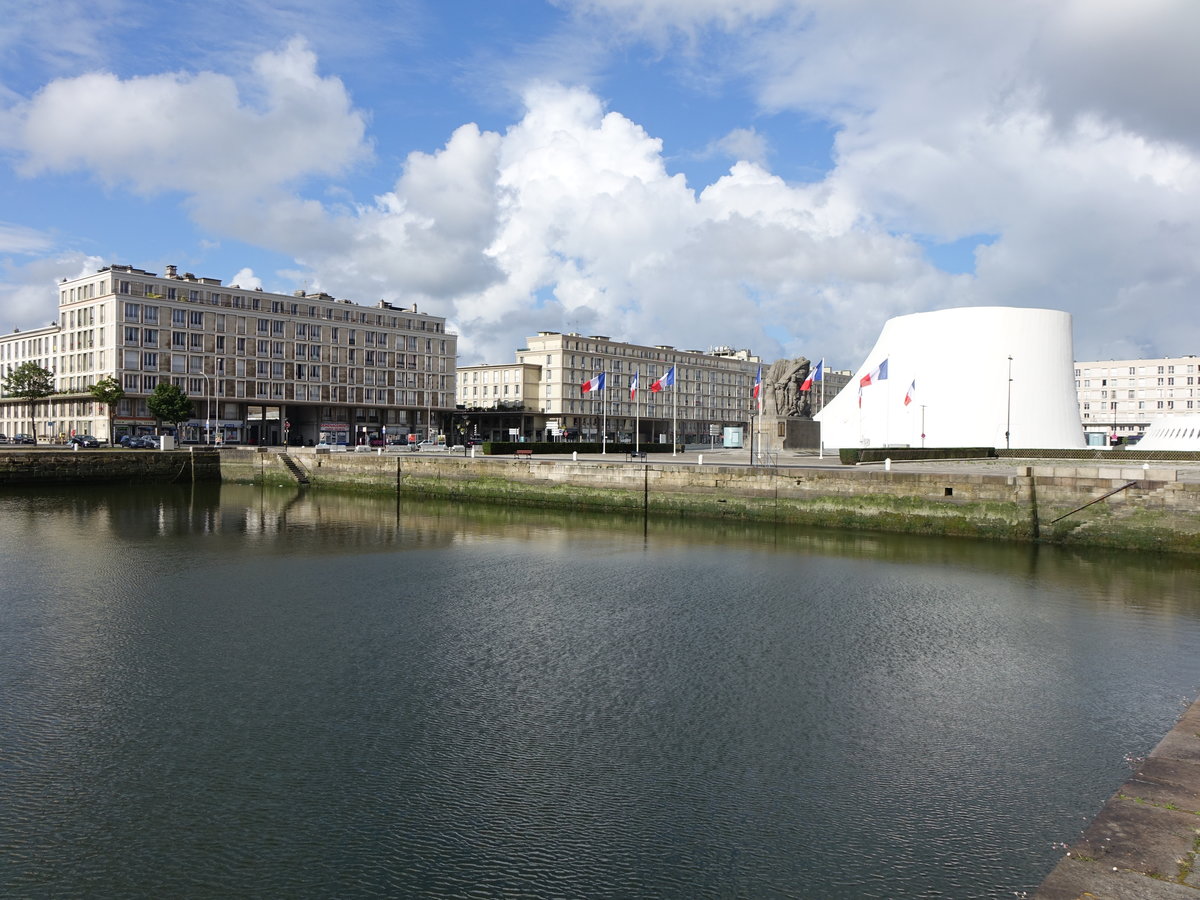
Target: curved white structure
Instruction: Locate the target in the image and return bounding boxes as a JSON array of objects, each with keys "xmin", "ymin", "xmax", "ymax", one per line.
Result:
[
  {"xmin": 815, "ymin": 307, "xmax": 1085, "ymax": 450},
  {"xmin": 1134, "ymin": 415, "xmax": 1200, "ymax": 451}
]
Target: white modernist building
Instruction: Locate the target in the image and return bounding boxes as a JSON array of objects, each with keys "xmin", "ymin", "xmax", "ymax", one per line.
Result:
[
  {"xmin": 816, "ymin": 307, "xmax": 1085, "ymax": 450},
  {"xmin": 1135, "ymin": 415, "xmax": 1200, "ymax": 452}
]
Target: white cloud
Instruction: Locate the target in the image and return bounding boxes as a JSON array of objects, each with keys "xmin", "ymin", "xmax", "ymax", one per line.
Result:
[
  {"xmin": 9, "ymin": 38, "xmax": 370, "ymax": 196},
  {"xmin": 701, "ymin": 127, "xmax": 770, "ymax": 167},
  {"xmin": 6, "ymin": 4, "xmax": 1200, "ymax": 369},
  {"xmin": 563, "ymin": 0, "xmax": 1200, "ymax": 361},
  {"xmin": 228, "ymin": 268, "xmax": 263, "ymax": 291},
  {"xmin": 0, "ymin": 222, "xmax": 55, "ymax": 255},
  {"xmin": 0, "ymin": 253, "xmax": 105, "ymax": 334}
]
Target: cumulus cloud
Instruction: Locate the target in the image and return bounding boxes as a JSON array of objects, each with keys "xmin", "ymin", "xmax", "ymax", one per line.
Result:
[
  {"xmin": 5, "ymin": 4, "xmax": 1200, "ymax": 368},
  {"xmin": 9, "ymin": 38, "xmax": 370, "ymax": 196},
  {"xmin": 565, "ymin": 0, "xmax": 1200, "ymax": 360},
  {"xmin": 0, "ymin": 253, "xmax": 105, "ymax": 335},
  {"xmin": 701, "ymin": 127, "xmax": 770, "ymax": 167}
]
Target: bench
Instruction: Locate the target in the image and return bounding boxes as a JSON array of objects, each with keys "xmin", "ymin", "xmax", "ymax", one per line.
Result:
[
  {"xmin": 514, "ymin": 449, "xmax": 533, "ymax": 458},
  {"xmin": 627, "ymin": 450, "xmax": 648, "ymax": 461}
]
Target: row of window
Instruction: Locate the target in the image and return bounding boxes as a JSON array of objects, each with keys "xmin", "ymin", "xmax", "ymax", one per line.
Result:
[
  {"xmin": 1078, "ymin": 376, "xmax": 1197, "ymax": 388},
  {"xmin": 1083, "ymin": 400, "xmax": 1194, "ymax": 410},
  {"xmin": 1076, "ymin": 364, "xmax": 1198, "ymax": 376},
  {"xmin": 100, "ymin": 284, "xmax": 446, "ymax": 333}
]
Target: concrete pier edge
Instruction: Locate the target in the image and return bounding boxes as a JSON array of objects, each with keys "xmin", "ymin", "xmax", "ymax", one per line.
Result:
[{"xmin": 1035, "ymin": 694, "xmax": 1200, "ymax": 897}]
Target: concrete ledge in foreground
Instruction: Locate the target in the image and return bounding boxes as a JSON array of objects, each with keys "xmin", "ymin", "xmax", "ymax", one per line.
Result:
[{"xmin": 1036, "ymin": 696, "xmax": 1200, "ymax": 897}]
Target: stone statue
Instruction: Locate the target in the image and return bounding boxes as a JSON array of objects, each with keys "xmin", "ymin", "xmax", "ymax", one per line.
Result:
[{"xmin": 764, "ymin": 357, "xmax": 812, "ymax": 418}]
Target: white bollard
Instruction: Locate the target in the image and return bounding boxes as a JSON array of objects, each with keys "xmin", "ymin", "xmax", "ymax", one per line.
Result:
[
  {"xmin": 572, "ymin": 451, "xmax": 578, "ymax": 462},
  {"xmin": 470, "ymin": 446, "xmax": 475, "ymax": 458},
  {"xmin": 698, "ymin": 454, "xmax": 704, "ymax": 466},
  {"xmin": 884, "ymin": 457, "xmax": 891, "ymax": 471}
]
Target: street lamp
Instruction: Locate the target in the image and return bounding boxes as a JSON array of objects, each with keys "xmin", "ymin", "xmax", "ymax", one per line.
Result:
[
  {"xmin": 1005, "ymin": 355, "xmax": 1013, "ymax": 450},
  {"xmin": 197, "ymin": 370, "xmax": 212, "ymax": 445}
]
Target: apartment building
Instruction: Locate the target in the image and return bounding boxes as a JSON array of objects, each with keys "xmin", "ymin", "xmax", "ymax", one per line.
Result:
[
  {"xmin": 1, "ymin": 264, "xmax": 457, "ymax": 445},
  {"xmin": 1075, "ymin": 355, "xmax": 1200, "ymax": 445},
  {"xmin": 456, "ymin": 332, "xmax": 762, "ymax": 443}
]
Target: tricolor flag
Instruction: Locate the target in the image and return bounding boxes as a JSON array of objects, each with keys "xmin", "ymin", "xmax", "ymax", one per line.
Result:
[
  {"xmin": 859, "ymin": 358, "xmax": 889, "ymax": 387},
  {"xmin": 581, "ymin": 372, "xmax": 606, "ymax": 393},
  {"xmin": 629, "ymin": 371, "xmax": 639, "ymax": 400},
  {"xmin": 800, "ymin": 359, "xmax": 823, "ymax": 392},
  {"xmin": 650, "ymin": 366, "xmax": 675, "ymax": 392},
  {"xmin": 904, "ymin": 379, "xmax": 916, "ymax": 406},
  {"xmin": 752, "ymin": 365, "xmax": 762, "ymax": 399}
]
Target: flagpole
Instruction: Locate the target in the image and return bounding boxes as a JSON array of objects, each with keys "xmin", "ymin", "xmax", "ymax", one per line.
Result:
[
  {"xmin": 672, "ymin": 367, "xmax": 678, "ymax": 455},
  {"xmin": 634, "ymin": 370, "xmax": 640, "ymax": 453},
  {"xmin": 818, "ymin": 357, "xmax": 825, "ymax": 459},
  {"xmin": 602, "ymin": 375, "xmax": 607, "ymax": 454},
  {"xmin": 756, "ymin": 370, "xmax": 762, "ymax": 466}
]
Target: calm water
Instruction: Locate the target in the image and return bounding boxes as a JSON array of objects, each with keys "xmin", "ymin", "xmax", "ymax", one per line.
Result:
[{"xmin": 3, "ymin": 483, "xmax": 1200, "ymax": 899}]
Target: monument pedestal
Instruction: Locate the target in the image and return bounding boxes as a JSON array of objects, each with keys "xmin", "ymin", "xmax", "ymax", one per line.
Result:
[{"xmin": 754, "ymin": 416, "xmax": 822, "ymax": 453}]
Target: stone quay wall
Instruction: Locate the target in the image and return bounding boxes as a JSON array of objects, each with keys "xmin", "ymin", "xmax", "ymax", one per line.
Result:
[
  {"xmin": 224, "ymin": 450, "xmax": 1200, "ymax": 554},
  {"xmin": 0, "ymin": 448, "xmax": 220, "ymax": 485}
]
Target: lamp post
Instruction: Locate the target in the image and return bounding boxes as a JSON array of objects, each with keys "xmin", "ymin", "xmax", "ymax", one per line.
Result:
[
  {"xmin": 920, "ymin": 404, "xmax": 927, "ymax": 448},
  {"xmin": 197, "ymin": 371, "xmax": 212, "ymax": 445},
  {"xmin": 1005, "ymin": 355, "xmax": 1013, "ymax": 450}
]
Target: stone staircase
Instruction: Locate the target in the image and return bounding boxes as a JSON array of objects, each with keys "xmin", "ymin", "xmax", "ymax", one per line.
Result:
[{"xmin": 277, "ymin": 452, "xmax": 310, "ymax": 485}]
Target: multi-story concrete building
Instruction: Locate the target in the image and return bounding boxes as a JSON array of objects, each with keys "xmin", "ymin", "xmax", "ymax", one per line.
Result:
[
  {"xmin": 1, "ymin": 263, "xmax": 457, "ymax": 446},
  {"xmin": 455, "ymin": 331, "xmax": 763, "ymax": 444},
  {"xmin": 1075, "ymin": 355, "xmax": 1200, "ymax": 445}
]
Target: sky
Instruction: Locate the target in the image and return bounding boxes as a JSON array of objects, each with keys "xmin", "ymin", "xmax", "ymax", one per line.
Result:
[{"xmin": 1, "ymin": 0, "xmax": 1198, "ymax": 369}]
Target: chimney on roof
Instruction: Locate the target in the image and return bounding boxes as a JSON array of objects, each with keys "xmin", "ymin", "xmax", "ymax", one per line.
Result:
[{"xmin": 165, "ymin": 264, "xmax": 177, "ymax": 278}]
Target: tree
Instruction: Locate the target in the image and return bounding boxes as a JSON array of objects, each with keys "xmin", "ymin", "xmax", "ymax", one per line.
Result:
[
  {"xmin": 2, "ymin": 361, "xmax": 55, "ymax": 442},
  {"xmin": 88, "ymin": 376, "xmax": 125, "ymax": 445},
  {"xmin": 146, "ymin": 382, "xmax": 193, "ymax": 434}
]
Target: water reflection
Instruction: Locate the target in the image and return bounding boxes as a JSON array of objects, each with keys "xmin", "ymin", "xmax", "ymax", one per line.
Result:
[{"xmin": 2, "ymin": 484, "xmax": 1200, "ymax": 899}]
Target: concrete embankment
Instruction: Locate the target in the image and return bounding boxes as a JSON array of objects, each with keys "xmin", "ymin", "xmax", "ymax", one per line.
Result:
[
  {"xmin": 223, "ymin": 448, "xmax": 1200, "ymax": 554},
  {"xmin": 1036, "ymin": 695, "xmax": 1200, "ymax": 897},
  {"xmin": 4, "ymin": 448, "xmax": 1198, "ymax": 553},
  {"xmin": 0, "ymin": 448, "xmax": 219, "ymax": 484}
]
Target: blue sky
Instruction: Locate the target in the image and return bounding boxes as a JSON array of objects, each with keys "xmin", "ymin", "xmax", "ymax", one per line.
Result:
[{"xmin": 2, "ymin": 0, "xmax": 1199, "ymax": 367}]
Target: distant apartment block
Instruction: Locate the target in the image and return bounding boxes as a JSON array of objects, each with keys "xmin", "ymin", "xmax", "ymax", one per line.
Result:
[
  {"xmin": 456, "ymin": 331, "xmax": 764, "ymax": 444},
  {"xmin": 1075, "ymin": 355, "xmax": 1200, "ymax": 444},
  {"xmin": 0, "ymin": 264, "xmax": 457, "ymax": 445}
]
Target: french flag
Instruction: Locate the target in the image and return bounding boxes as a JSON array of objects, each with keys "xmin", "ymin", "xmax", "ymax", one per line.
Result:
[
  {"xmin": 859, "ymin": 358, "xmax": 888, "ymax": 387},
  {"xmin": 904, "ymin": 379, "xmax": 916, "ymax": 406},
  {"xmin": 629, "ymin": 371, "xmax": 639, "ymax": 400},
  {"xmin": 581, "ymin": 372, "xmax": 606, "ymax": 393},
  {"xmin": 800, "ymin": 359, "xmax": 823, "ymax": 392},
  {"xmin": 650, "ymin": 366, "xmax": 675, "ymax": 392},
  {"xmin": 752, "ymin": 365, "xmax": 762, "ymax": 399}
]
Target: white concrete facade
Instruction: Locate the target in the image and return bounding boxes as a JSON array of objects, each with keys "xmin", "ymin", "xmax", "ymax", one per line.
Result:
[
  {"xmin": 1134, "ymin": 414, "xmax": 1200, "ymax": 451},
  {"xmin": 816, "ymin": 307, "xmax": 1085, "ymax": 450},
  {"xmin": 1074, "ymin": 355, "xmax": 1200, "ymax": 445},
  {"xmin": 1, "ymin": 263, "xmax": 457, "ymax": 446},
  {"xmin": 457, "ymin": 332, "xmax": 761, "ymax": 443}
]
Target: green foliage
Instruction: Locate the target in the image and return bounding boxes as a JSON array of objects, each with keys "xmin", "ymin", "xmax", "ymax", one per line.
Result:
[
  {"xmin": 146, "ymin": 382, "xmax": 193, "ymax": 426},
  {"xmin": 89, "ymin": 377, "xmax": 125, "ymax": 443},
  {"xmin": 2, "ymin": 361, "xmax": 54, "ymax": 400},
  {"xmin": 482, "ymin": 441, "xmax": 678, "ymax": 455},
  {"xmin": 2, "ymin": 361, "xmax": 56, "ymax": 439},
  {"xmin": 840, "ymin": 447, "xmax": 997, "ymax": 465},
  {"xmin": 88, "ymin": 376, "xmax": 124, "ymax": 407}
]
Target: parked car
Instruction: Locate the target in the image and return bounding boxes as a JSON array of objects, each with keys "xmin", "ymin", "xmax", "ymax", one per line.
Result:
[
  {"xmin": 68, "ymin": 434, "xmax": 101, "ymax": 448},
  {"xmin": 119, "ymin": 435, "xmax": 157, "ymax": 449},
  {"xmin": 0, "ymin": 434, "xmax": 8, "ymax": 443},
  {"xmin": 12, "ymin": 433, "xmax": 35, "ymax": 444}
]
